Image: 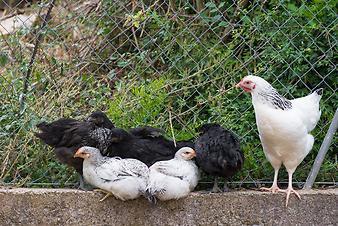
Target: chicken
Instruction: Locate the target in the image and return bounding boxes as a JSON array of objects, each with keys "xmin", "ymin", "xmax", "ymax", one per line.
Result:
[
  {"xmin": 86, "ymin": 110, "xmax": 115, "ymax": 129},
  {"xmin": 146, "ymin": 147, "xmax": 199, "ymax": 203},
  {"xmin": 104, "ymin": 128, "xmax": 194, "ymax": 166},
  {"xmin": 237, "ymin": 75, "xmax": 322, "ymax": 206},
  {"xmin": 74, "ymin": 146, "xmax": 149, "ymax": 201},
  {"xmin": 36, "ymin": 111, "xmax": 114, "ymax": 151},
  {"xmin": 35, "ymin": 111, "xmax": 194, "ymax": 188},
  {"xmin": 35, "ymin": 112, "xmax": 113, "ymax": 189},
  {"xmin": 194, "ymin": 123, "xmax": 244, "ymax": 192},
  {"xmin": 128, "ymin": 126, "xmax": 164, "ymax": 138}
]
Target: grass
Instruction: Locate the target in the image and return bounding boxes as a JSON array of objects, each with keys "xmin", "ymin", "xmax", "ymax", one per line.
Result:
[{"xmin": 0, "ymin": 0, "xmax": 336, "ymax": 188}]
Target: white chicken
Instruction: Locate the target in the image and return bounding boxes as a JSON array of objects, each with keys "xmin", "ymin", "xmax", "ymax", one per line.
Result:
[
  {"xmin": 146, "ymin": 147, "xmax": 199, "ymax": 203},
  {"xmin": 74, "ymin": 146, "xmax": 149, "ymax": 201},
  {"xmin": 237, "ymin": 75, "xmax": 322, "ymax": 206}
]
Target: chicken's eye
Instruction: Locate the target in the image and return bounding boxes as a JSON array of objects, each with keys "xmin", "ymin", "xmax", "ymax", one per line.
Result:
[
  {"xmin": 245, "ymin": 81, "xmax": 250, "ymax": 84},
  {"xmin": 184, "ymin": 152, "xmax": 189, "ymax": 154}
]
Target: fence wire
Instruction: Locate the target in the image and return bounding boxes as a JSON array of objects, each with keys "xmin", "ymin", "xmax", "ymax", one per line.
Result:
[{"xmin": 0, "ymin": 0, "xmax": 337, "ymax": 188}]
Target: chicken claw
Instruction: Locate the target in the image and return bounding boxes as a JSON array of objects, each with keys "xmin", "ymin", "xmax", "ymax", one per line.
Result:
[
  {"xmin": 281, "ymin": 187, "xmax": 301, "ymax": 207},
  {"xmin": 94, "ymin": 189, "xmax": 112, "ymax": 202},
  {"xmin": 99, "ymin": 192, "xmax": 113, "ymax": 202},
  {"xmin": 260, "ymin": 185, "xmax": 283, "ymax": 193}
]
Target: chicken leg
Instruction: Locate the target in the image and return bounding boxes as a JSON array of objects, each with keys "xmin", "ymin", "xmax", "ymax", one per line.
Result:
[
  {"xmin": 281, "ymin": 170, "xmax": 301, "ymax": 207},
  {"xmin": 212, "ymin": 177, "xmax": 223, "ymax": 193},
  {"xmin": 94, "ymin": 189, "xmax": 113, "ymax": 202},
  {"xmin": 78, "ymin": 175, "xmax": 94, "ymax": 191},
  {"xmin": 78, "ymin": 175, "xmax": 86, "ymax": 190},
  {"xmin": 223, "ymin": 181, "xmax": 230, "ymax": 192},
  {"xmin": 260, "ymin": 167, "xmax": 283, "ymax": 193}
]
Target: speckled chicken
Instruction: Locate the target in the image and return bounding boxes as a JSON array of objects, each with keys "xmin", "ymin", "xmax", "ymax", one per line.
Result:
[
  {"xmin": 74, "ymin": 146, "xmax": 149, "ymax": 201},
  {"xmin": 146, "ymin": 147, "xmax": 199, "ymax": 203}
]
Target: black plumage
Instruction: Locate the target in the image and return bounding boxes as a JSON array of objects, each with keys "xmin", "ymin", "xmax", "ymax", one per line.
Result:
[
  {"xmin": 103, "ymin": 127, "xmax": 194, "ymax": 166},
  {"xmin": 35, "ymin": 111, "xmax": 194, "ymax": 188},
  {"xmin": 86, "ymin": 110, "xmax": 115, "ymax": 129},
  {"xmin": 129, "ymin": 126, "xmax": 163, "ymax": 138},
  {"xmin": 195, "ymin": 123, "xmax": 244, "ymax": 192},
  {"xmin": 35, "ymin": 113, "xmax": 113, "ymax": 187}
]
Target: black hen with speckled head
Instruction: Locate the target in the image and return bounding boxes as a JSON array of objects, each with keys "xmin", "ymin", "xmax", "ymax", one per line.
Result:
[
  {"xmin": 195, "ymin": 123, "xmax": 244, "ymax": 192},
  {"xmin": 35, "ymin": 111, "xmax": 114, "ymax": 189}
]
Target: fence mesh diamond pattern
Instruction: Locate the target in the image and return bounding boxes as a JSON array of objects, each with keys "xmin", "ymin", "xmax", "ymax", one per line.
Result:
[{"xmin": 0, "ymin": 0, "xmax": 337, "ymax": 188}]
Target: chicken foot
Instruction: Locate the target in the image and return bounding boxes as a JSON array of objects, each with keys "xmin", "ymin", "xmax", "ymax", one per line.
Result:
[
  {"xmin": 78, "ymin": 175, "xmax": 94, "ymax": 191},
  {"xmin": 280, "ymin": 187, "xmax": 301, "ymax": 207},
  {"xmin": 211, "ymin": 177, "xmax": 223, "ymax": 193},
  {"xmin": 260, "ymin": 168, "xmax": 283, "ymax": 193},
  {"xmin": 280, "ymin": 171, "xmax": 301, "ymax": 207},
  {"xmin": 94, "ymin": 189, "xmax": 113, "ymax": 202},
  {"xmin": 260, "ymin": 185, "xmax": 283, "ymax": 193}
]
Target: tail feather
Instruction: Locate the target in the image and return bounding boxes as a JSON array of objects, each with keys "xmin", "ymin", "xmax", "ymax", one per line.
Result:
[
  {"xmin": 144, "ymin": 189, "xmax": 157, "ymax": 205},
  {"xmin": 129, "ymin": 126, "xmax": 164, "ymax": 138},
  {"xmin": 35, "ymin": 119, "xmax": 73, "ymax": 147},
  {"xmin": 314, "ymin": 88, "xmax": 323, "ymax": 96},
  {"xmin": 290, "ymin": 88, "xmax": 323, "ymax": 132},
  {"xmin": 35, "ymin": 121, "xmax": 62, "ymax": 147},
  {"xmin": 36, "ymin": 122, "xmax": 48, "ymax": 129}
]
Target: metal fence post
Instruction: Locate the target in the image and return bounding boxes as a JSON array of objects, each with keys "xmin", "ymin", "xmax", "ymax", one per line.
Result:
[{"xmin": 303, "ymin": 108, "xmax": 338, "ymax": 189}]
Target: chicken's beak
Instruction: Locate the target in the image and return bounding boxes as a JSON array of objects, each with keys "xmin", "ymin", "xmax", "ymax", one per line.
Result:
[
  {"xmin": 74, "ymin": 149, "xmax": 84, "ymax": 158},
  {"xmin": 235, "ymin": 80, "xmax": 242, "ymax": 88},
  {"xmin": 191, "ymin": 150, "xmax": 196, "ymax": 158}
]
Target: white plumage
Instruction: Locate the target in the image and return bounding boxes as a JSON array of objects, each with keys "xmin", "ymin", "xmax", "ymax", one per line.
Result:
[
  {"xmin": 146, "ymin": 147, "xmax": 199, "ymax": 202},
  {"xmin": 74, "ymin": 146, "xmax": 149, "ymax": 201},
  {"xmin": 237, "ymin": 75, "xmax": 322, "ymax": 206}
]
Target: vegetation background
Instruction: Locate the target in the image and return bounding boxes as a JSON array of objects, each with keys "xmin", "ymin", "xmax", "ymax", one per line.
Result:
[{"xmin": 0, "ymin": 0, "xmax": 336, "ymax": 188}]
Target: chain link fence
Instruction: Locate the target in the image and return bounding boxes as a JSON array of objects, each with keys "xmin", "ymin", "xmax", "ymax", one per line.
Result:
[{"xmin": 0, "ymin": 0, "xmax": 337, "ymax": 188}]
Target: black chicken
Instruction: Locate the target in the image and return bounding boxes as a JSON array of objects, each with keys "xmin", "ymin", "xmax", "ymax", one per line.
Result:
[
  {"xmin": 102, "ymin": 127, "xmax": 194, "ymax": 166},
  {"xmin": 86, "ymin": 110, "xmax": 115, "ymax": 129},
  {"xmin": 35, "ymin": 112, "xmax": 113, "ymax": 189},
  {"xmin": 195, "ymin": 123, "xmax": 244, "ymax": 192},
  {"xmin": 35, "ymin": 111, "xmax": 194, "ymax": 189}
]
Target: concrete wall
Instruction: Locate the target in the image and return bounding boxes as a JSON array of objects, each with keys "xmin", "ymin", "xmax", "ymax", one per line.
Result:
[{"xmin": 0, "ymin": 188, "xmax": 337, "ymax": 226}]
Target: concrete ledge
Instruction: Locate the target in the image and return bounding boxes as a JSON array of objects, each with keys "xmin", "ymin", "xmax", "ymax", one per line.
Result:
[{"xmin": 0, "ymin": 188, "xmax": 337, "ymax": 226}]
